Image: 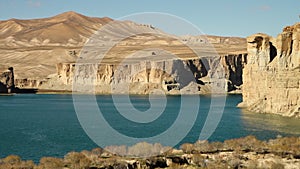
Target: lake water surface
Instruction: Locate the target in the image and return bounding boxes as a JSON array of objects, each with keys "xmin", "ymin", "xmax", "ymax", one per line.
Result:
[{"xmin": 0, "ymin": 94, "xmax": 299, "ymax": 162}]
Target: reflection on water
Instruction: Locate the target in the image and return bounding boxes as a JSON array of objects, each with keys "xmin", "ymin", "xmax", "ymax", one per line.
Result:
[{"xmin": 241, "ymin": 109, "xmax": 300, "ymax": 135}]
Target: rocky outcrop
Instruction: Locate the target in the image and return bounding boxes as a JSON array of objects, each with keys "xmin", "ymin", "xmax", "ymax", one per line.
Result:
[
  {"xmin": 239, "ymin": 23, "xmax": 300, "ymax": 117},
  {"xmin": 15, "ymin": 78, "xmax": 45, "ymax": 89},
  {"xmin": 52, "ymin": 54, "xmax": 246, "ymax": 94},
  {"xmin": 221, "ymin": 54, "xmax": 246, "ymax": 91},
  {"xmin": 0, "ymin": 67, "xmax": 14, "ymax": 93}
]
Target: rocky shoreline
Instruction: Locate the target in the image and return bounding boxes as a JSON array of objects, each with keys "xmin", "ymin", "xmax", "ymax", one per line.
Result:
[{"xmin": 1, "ymin": 136, "xmax": 299, "ymax": 169}]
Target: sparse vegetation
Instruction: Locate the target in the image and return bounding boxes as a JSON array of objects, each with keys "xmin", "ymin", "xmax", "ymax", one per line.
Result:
[
  {"xmin": 36, "ymin": 157, "xmax": 64, "ymax": 169},
  {"xmin": 1, "ymin": 136, "xmax": 299, "ymax": 169},
  {"xmin": 0, "ymin": 155, "xmax": 34, "ymax": 169},
  {"xmin": 64, "ymin": 152, "xmax": 91, "ymax": 169}
]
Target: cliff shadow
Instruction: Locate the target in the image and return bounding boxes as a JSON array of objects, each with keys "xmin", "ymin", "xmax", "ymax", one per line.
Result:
[
  {"xmin": 0, "ymin": 82, "xmax": 8, "ymax": 93},
  {"xmin": 269, "ymin": 42, "xmax": 277, "ymax": 63},
  {"xmin": 13, "ymin": 87, "xmax": 38, "ymax": 94},
  {"xmin": 172, "ymin": 60, "xmax": 198, "ymax": 89}
]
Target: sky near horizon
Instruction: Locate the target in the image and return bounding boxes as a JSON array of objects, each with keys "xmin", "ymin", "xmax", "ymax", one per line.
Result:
[{"xmin": 0, "ymin": 0, "xmax": 299, "ymax": 37}]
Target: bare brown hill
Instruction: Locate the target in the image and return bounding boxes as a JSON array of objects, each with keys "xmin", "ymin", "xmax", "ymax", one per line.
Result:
[
  {"xmin": 0, "ymin": 11, "xmax": 112, "ymax": 47},
  {"xmin": 0, "ymin": 11, "xmax": 246, "ymax": 83},
  {"xmin": 0, "ymin": 11, "xmax": 114, "ymax": 79}
]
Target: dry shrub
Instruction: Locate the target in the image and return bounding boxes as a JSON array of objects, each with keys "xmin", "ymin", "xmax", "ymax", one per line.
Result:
[
  {"xmin": 268, "ymin": 136, "xmax": 300, "ymax": 155},
  {"xmin": 193, "ymin": 140, "xmax": 210, "ymax": 152},
  {"xmin": 0, "ymin": 155, "xmax": 35, "ymax": 169},
  {"xmin": 209, "ymin": 141, "xmax": 224, "ymax": 152},
  {"xmin": 64, "ymin": 152, "xmax": 91, "ymax": 169},
  {"xmin": 36, "ymin": 157, "xmax": 64, "ymax": 169},
  {"xmin": 223, "ymin": 135, "xmax": 263, "ymax": 152},
  {"xmin": 105, "ymin": 142, "xmax": 170, "ymax": 157},
  {"xmin": 180, "ymin": 143, "xmax": 194, "ymax": 154},
  {"xmin": 105, "ymin": 145, "xmax": 127, "ymax": 156},
  {"xmin": 91, "ymin": 147, "xmax": 103, "ymax": 156},
  {"xmin": 128, "ymin": 142, "xmax": 170, "ymax": 157},
  {"xmin": 2, "ymin": 155, "xmax": 21, "ymax": 165}
]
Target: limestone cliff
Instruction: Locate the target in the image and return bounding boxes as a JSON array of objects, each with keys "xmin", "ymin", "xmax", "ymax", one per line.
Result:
[
  {"xmin": 15, "ymin": 78, "xmax": 45, "ymax": 89},
  {"xmin": 239, "ymin": 23, "xmax": 300, "ymax": 117},
  {"xmin": 48, "ymin": 54, "xmax": 246, "ymax": 94},
  {"xmin": 0, "ymin": 67, "xmax": 14, "ymax": 93}
]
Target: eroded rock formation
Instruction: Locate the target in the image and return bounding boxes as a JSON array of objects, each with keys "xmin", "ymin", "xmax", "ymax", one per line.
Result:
[
  {"xmin": 15, "ymin": 78, "xmax": 44, "ymax": 89},
  {"xmin": 0, "ymin": 67, "xmax": 14, "ymax": 93},
  {"xmin": 239, "ymin": 23, "xmax": 300, "ymax": 117},
  {"xmin": 52, "ymin": 54, "xmax": 246, "ymax": 94}
]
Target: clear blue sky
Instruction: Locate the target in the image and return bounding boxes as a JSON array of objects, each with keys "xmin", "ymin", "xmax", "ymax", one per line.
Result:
[{"xmin": 0, "ymin": 0, "xmax": 299, "ymax": 37}]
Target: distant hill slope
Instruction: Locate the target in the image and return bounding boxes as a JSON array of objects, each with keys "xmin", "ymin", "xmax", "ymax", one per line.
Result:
[
  {"xmin": 0, "ymin": 11, "xmax": 112, "ymax": 47},
  {"xmin": 0, "ymin": 11, "xmax": 246, "ymax": 80}
]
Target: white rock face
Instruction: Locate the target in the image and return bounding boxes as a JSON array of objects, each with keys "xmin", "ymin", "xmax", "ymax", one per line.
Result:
[
  {"xmin": 50, "ymin": 53, "xmax": 246, "ymax": 94},
  {"xmin": 55, "ymin": 59, "xmax": 207, "ymax": 94},
  {"xmin": 239, "ymin": 23, "xmax": 300, "ymax": 117}
]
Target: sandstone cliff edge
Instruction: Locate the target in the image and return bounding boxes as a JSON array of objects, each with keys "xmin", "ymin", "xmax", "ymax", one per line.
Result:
[{"xmin": 238, "ymin": 23, "xmax": 300, "ymax": 117}]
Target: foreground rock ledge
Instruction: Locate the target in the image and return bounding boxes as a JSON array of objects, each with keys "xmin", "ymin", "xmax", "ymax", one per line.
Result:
[{"xmin": 1, "ymin": 136, "xmax": 299, "ymax": 169}]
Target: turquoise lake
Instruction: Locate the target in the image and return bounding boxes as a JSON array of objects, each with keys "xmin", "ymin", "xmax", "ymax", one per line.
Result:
[{"xmin": 0, "ymin": 94, "xmax": 300, "ymax": 162}]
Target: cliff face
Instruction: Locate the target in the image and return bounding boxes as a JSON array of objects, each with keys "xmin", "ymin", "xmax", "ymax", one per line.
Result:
[
  {"xmin": 0, "ymin": 12, "xmax": 247, "ymax": 88},
  {"xmin": 15, "ymin": 78, "xmax": 45, "ymax": 89},
  {"xmin": 51, "ymin": 54, "xmax": 246, "ymax": 94},
  {"xmin": 0, "ymin": 67, "xmax": 14, "ymax": 93},
  {"xmin": 221, "ymin": 54, "xmax": 246, "ymax": 91},
  {"xmin": 239, "ymin": 23, "xmax": 300, "ymax": 117}
]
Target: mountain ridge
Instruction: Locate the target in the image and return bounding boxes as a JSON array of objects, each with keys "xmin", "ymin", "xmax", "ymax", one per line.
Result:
[
  {"xmin": 0, "ymin": 11, "xmax": 246, "ymax": 83},
  {"xmin": 0, "ymin": 11, "xmax": 113, "ymax": 46},
  {"xmin": 0, "ymin": 11, "xmax": 245, "ymax": 47}
]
